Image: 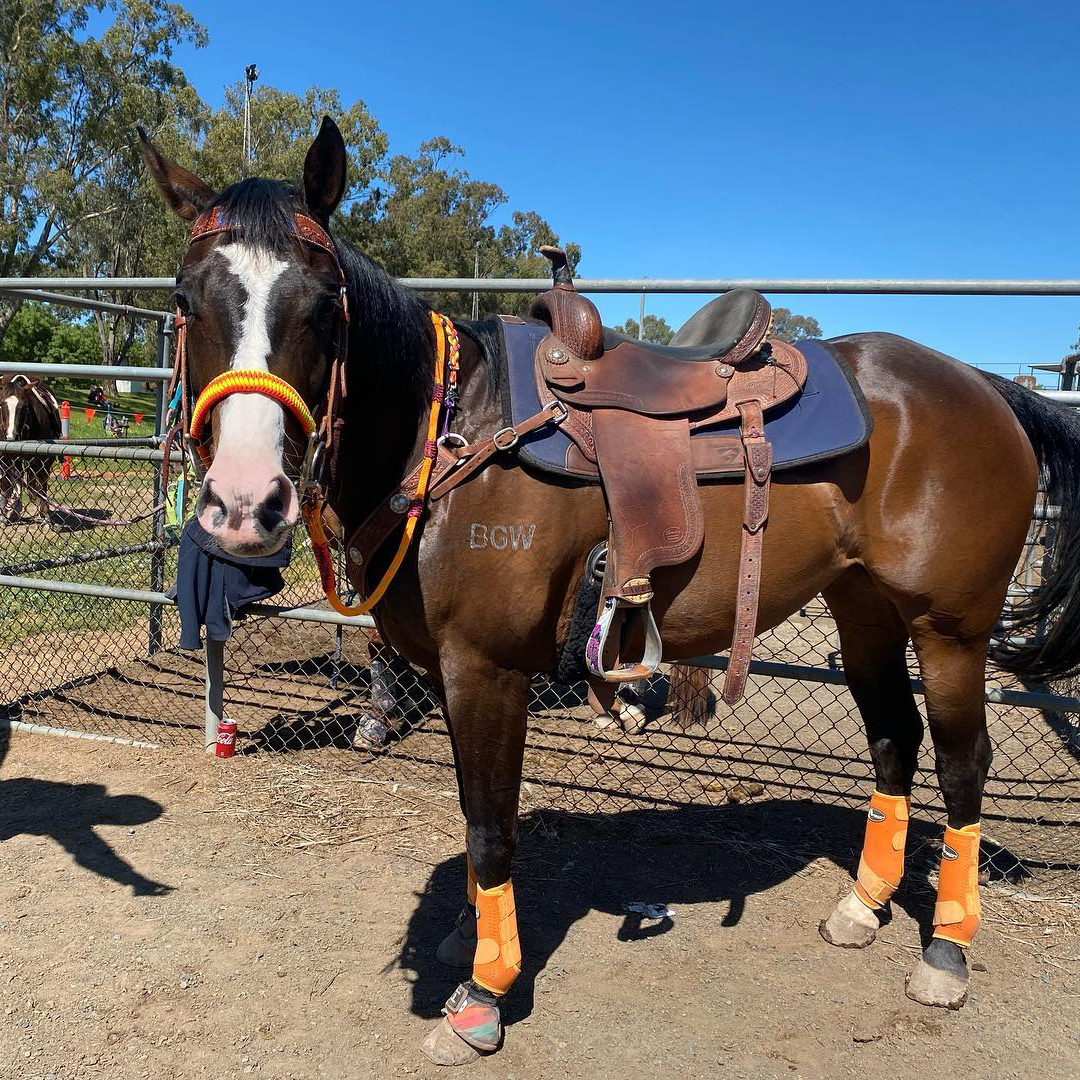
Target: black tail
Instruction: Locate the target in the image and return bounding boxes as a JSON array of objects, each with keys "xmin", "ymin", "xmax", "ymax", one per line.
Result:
[{"xmin": 983, "ymin": 372, "xmax": 1080, "ymax": 681}]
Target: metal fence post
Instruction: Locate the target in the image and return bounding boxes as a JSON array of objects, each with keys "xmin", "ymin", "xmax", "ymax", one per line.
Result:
[
  {"xmin": 148, "ymin": 314, "xmax": 172, "ymax": 656},
  {"xmin": 205, "ymin": 637, "xmax": 225, "ymax": 752}
]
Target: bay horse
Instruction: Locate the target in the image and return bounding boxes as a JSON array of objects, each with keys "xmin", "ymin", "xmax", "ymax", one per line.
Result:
[
  {"xmin": 140, "ymin": 118, "xmax": 1080, "ymax": 1065},
  {"xmin": 0, "ymin": 374, "xmax": 62, "ymax": 522}
]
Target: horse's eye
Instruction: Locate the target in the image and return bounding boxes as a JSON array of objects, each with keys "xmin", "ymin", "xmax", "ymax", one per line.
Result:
[
  {"xmin": 174, "ymin": 292, "xmax": 192, "ymax": 317},
  {"xmin": 310, "ymin": 295, "xmax": 339, "ymax": 328}
]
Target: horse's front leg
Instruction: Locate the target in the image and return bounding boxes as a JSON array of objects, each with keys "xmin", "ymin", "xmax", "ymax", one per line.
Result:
[{"xmin": 422, "ymin": 651, "xmax": 529, "ymax": 1066}]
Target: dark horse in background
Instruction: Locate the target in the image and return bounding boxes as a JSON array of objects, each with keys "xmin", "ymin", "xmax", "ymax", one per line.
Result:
[
  {"xmin": 140, "ymin": 118, "xmax": 1080, "ymax": 1065},
  {"xmin": 0, "ymin": 374, "xmax": 61, "ymax": 522}
]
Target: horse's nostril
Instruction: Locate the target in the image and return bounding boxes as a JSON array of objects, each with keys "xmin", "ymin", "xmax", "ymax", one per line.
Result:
[
  {"xmin": 201, "ymin": 479, "xmax": 224, "ymax": 509},
  {"xmin": 255, "ymin": 479, "xmax": 291, "ymax": 534},
  {"xmin": 199, "ymin": 479, "xmax": 228, "ymax": 527}
]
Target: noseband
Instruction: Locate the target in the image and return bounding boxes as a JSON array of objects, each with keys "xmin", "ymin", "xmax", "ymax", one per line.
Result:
[{"xmin": 164, "ymin": 205, "xmax": 461, "ymax": 616}]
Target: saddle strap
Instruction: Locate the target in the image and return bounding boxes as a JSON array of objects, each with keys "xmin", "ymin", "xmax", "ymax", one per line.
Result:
[
  {"xmin": 723, "ymin": 400, "xmax": 773, "ymax": 706},
  {"xmin": 427, "ymin": 399, "xmax": 567, "ymax": 501}
]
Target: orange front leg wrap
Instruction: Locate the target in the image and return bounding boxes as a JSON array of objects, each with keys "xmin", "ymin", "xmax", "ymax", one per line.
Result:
[
  {"xmin": 854, "ymin": 791, "xmax": 911, "ymax": 910},
  {"xmin": 933, "ymin": 824, "xmax": 981, "ymax": 948},
  {"xmin": 472, "ymin": 879, "xmax": 521, "ymax": 996}
]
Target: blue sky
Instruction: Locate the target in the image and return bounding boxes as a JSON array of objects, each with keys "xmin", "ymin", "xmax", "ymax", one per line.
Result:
[{"xmin": 167, "ymin": 0, "xmax": 1080, "ymax": 379}]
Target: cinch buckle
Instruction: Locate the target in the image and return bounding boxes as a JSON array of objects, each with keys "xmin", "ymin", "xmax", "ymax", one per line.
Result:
[
  {"xmin": 493, "ymin": 426, "xmax": 519, "ymax": 451},
  {"xmin": 543, "ymin": 399, "xmax": 568, "ymax": 425}
]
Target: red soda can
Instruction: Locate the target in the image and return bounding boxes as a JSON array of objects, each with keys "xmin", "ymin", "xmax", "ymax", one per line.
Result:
[{"xmin": 215, "ymin": 719, "xmax": 237, "ymax": 758}]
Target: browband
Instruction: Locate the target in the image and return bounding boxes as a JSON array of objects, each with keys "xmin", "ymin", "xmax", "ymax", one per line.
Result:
[{"xmin": 188, "ymin": 207, "xmax": 340, "ymax": 267}]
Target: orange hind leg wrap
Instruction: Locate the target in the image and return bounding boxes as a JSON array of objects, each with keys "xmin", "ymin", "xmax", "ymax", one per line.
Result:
[
  {"xmin": 854, "ymin": 791, "xmax": 911, "ymax": 909},
  {"xmin": 471, "ymin": 879, "xmax": 521, "ymax": 996},
  {"xmin": 932, "ymin": 824, "xmax": 981, "ymax": 948}
]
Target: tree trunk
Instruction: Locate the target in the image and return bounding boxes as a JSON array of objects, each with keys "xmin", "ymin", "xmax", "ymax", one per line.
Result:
[{"xmin": 0, "ymin": 296, "xmax": 25, "ymax": 350}]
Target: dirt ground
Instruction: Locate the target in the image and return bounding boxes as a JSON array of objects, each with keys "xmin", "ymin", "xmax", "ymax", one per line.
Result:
[{"xmin": 0, "ymin": 732, "xmax": 1078, "ymax": 1080}]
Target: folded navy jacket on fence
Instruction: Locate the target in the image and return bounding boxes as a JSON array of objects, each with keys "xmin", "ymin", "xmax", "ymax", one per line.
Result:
[{"xmin": 170, "ymin": 519, "xmax": 292, "ymax": 649}]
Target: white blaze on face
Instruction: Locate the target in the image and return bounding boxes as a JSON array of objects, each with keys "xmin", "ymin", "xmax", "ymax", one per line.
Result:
[
  {"xmin": 215, "ymin": 244, "xmax": 289, "ymax": 461},
  {"xmin": 4, "ymin": 395, "xmax": 18, "ymax": 440}
]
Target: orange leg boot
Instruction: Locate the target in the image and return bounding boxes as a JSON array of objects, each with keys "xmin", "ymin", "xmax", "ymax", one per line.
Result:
[
  {"xmin": 440, "ymin": 878, "xmax": 521, "ymax": 1054},
  {"xmin": 821, "ymin": 791, "xmax": 910, "ymax": 948},
  {"xmin": 932, "ymin": 824, "xmax": 981, "ymax": 948},
  {"xmin": 906, "ymin": 823, "xmax": 981, "ymax": 1009}
]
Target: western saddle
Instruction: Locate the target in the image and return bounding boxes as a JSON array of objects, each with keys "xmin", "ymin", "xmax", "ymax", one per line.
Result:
[
  {"xmin": 528, "ymin": 247, "xmax": 806, "ymax": 704},
  {"xmin": 349, "ymin": 247, "xmax": 807, "ymax": 707}
]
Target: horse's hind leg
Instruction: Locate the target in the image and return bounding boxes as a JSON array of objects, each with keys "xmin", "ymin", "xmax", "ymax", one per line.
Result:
[
  {"xmin": 422, "ymin": 651, "xmax": 529, "ymax": 1065},
  {"xmin": 904, "ymin": 629, "xmax": 991, "ymax": 1009},
  {"xmin": 819, "ymin": 569, "xmax": 924, "ymax": 948}
]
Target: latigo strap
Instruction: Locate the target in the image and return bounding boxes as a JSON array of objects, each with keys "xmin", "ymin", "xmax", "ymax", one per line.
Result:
[
  {"xmin": 854, "ymin": 791, "xmax": 911, "ymax": 909},
  {"xmin": 722, "ymin": 399, "xmax": 773, "ymax": 704},
  {"xmin": 933, "ymin": 823, "xmax": 982, "ymax": 948}
]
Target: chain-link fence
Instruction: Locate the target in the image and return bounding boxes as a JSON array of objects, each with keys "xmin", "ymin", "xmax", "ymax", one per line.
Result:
[
  {"xmin": 0, "ymin": 429, "xmax": 1076, "ymax": 884},
  {"xmin": 0, "ymin": 281, "xmax": 1078, "ymax": 888}
]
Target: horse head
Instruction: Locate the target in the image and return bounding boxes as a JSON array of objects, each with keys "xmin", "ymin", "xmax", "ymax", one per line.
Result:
[
  {"xmin": 139, "ymin": 117, "xmax": 349, "ymax": 557},
  {"xmin": 0, "ymin": 374, "xmax": 60, "ymax": 441}
]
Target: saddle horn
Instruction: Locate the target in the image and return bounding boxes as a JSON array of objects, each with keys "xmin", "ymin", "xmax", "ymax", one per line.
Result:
[
  {"xmin": 539, "ymin": 245, "xmax": 575, "ymax": 290},
  {"xmin": 530, "ymin": 246, "xmax": 603, "ymax": 362}
]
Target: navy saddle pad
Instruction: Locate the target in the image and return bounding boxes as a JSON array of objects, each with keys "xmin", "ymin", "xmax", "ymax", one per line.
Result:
[{"xmin": 500, "ymin": 318, "xmax": 873, "ymax": 480}]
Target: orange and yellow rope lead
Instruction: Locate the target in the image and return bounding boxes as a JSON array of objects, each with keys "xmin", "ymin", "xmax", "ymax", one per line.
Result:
[{"xmin": 301, "ymin": 311, "xmax": 455, "ymax": 616}]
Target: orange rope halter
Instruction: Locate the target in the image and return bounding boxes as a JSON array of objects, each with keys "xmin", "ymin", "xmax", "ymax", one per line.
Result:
[
  {"xmin": 300, "ymin": 311, "xmax": 458, "ymax": 616},
  {"xmin": 189, "ymin": 369, "xmax": 316, "ymax": 466}
]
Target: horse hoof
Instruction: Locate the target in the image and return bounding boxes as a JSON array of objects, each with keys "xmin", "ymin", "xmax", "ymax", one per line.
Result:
[
  {"xmin": 819, "ymin": 890, "xmax": 879, "ymax": 949},
  {"xmin": 905, "ymin": 957, "xmax": 969, "ymax": 1009},
  {"xmin": 421, "ymin": 1019, "xmax": 482, "ymax": 1066},
  {"xmin": 617, "ymin": 702, "xmax": 647, "ymax": 735},
  {"xmin": 593, "ymin": 711, "xmax": 618, "ymax": 731},
  {"xmin": 436, "ymin": 924, "xmax": 477, "ymax": 970}
]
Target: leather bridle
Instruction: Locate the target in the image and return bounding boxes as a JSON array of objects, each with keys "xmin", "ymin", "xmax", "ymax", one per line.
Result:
[
  {"xmin": 163, "ymin": 206, "xmax": 463, "ymax": 617},
  {"xmin": 165, "ymin": 206, "xmax": 350, "ymax": 499}
]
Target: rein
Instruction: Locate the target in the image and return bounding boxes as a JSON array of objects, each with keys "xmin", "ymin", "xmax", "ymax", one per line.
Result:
[{"xmin": 164, "ymin": 205, "xmax": 461, "ymax": 616}]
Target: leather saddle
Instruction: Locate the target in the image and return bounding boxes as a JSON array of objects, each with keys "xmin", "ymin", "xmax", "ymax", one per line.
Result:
[{"xmin": 527, "ymin": 247, "xmax": 807, "ymax": 704}]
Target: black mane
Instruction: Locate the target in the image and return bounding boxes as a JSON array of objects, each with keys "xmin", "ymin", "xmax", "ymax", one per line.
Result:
[
  {"xmin": 211, "ymin": 177, "xmax": 500, "ymax": 399},
  {"xmin": 333, "ymin": 241, "xmax": 435, "ymax": 398}
]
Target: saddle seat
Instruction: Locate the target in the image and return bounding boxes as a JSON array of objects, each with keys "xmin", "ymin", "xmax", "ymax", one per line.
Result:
[
  {"xmin": 530, "ymin": 248, "xmax": 773, "ymax": 416},
  {"xmin": 527, "ymin": 247, "xmax": 806, "ymax": 700}
]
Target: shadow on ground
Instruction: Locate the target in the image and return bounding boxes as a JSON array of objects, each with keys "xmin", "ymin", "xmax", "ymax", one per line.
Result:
[
  {"xmin": 398, "ymin": 798, "xmax": 1030, "ymax": 1025},
  {"xmin": 0, "ymin": 723, "xmax": 171, "ymax": 895}
]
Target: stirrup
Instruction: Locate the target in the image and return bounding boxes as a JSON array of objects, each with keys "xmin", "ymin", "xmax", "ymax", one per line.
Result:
[{"xmin": 586, "ymin": 596, "xmax": 663, "ymax": 683}]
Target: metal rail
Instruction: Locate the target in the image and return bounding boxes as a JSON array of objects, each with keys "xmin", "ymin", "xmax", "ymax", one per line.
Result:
[
  {"xmin": 1, "ymin": 273, "xmax": 1076, "ymax": 759},
  {"xmin": 0, "ymin": 573, "xmax": 376, "ymax": 628},
  {"xmin": 0, "ymin": 362, "xmax": 171, "ymax": 380},
  {"xmin": 0, "ymin": 287, "xmax": 172, "ymax": 321},
  {"xmin": 684, "ymin": 656, "xmax": 1080, "ymax": 714},
  {"xmin": 0, "ymin": 540, "xmax": 170, "ymax": 577},
  {"xmin": 8, "ymin": 275, "xmax": 1080, "ymax": 296},
  {"xmin": 0, "ymin": 440, "xmax": 180, "ymax": 463}
]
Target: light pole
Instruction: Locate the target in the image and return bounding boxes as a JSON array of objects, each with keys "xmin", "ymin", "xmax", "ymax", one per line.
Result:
[
  {"xmin": 242, "ymin": 64, "xmax": 259, "ymax": 168},
  {"xmin": 471, "ymin": 241, "xmax": 481, "ymax": 320}
]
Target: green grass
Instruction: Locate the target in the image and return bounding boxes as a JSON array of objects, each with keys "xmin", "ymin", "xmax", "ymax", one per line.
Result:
[
  {"xmin": 48, "ymin": 380, "xmax": 161, "ymax": 442},
  {"xmin": 0, "ymin": 379, "xmax": 328, "ymax": 650}
]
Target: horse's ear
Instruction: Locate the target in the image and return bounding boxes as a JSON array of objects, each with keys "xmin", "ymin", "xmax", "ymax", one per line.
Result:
[
  {"xmin": 137, "ymin": 126, "xmax": 216, "ymax": 222},
  {"xmin": 302, "ymin": 116, "xmax": 347, "ymax": 225}
]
